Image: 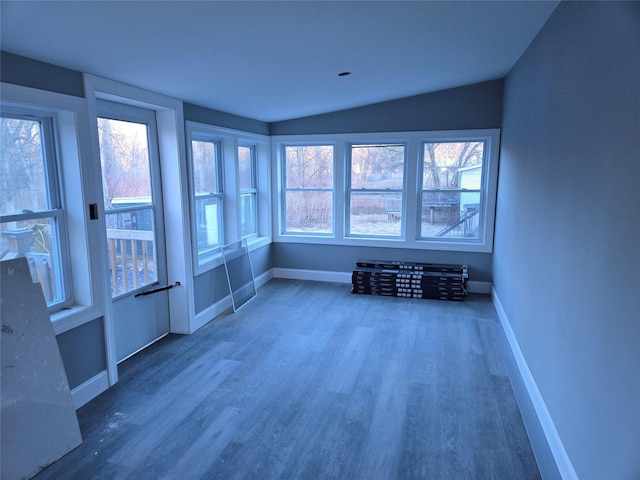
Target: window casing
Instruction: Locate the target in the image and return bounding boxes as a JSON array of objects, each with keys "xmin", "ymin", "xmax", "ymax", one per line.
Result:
[
  {"xmin": 0, "ymin": 110, "xmax": 72, "ymax": 309},
  {"xmin": 273, "ymin": 129, "xmax": 500, "ymax": 253}
]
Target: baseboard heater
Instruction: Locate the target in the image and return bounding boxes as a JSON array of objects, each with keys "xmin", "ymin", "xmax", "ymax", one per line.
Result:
[{"xmin": 351, "ymin": 259, "xmax": 468, "ymax": 301}]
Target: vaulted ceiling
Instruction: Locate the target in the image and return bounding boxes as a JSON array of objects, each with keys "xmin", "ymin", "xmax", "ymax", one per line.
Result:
[{"xmin": 1, "ymin": 1, "xmax": 559, "ymax": 122}]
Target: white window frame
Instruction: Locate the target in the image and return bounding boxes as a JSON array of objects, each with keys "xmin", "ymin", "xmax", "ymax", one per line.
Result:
[
  {"xmin": 1, "ymin": 82, "xmax": 103, "ymax": 333},
  {"xmin": 187, "ymin": 121, "xmax": 271, "ymax": 275},
  {"xmin": 279, "ymin": 142, "xmax": 337, "ymax": 236},
  {"xmin": 272, "ymin": 129, "xmax": 500, "ymax": 253},
  {"xmin": 238, "ymin": 142, "xmax": 258, "ymax": 239},
  {"xmin": 186, "ymin": 124, "xmax": 225, "ymax": 272},
  {"xmin": 0, "ymin": 108, "xmax": 72, "ymax": 309}
]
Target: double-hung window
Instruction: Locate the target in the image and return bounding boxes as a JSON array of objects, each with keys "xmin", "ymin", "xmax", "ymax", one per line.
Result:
[
  {"xmin": 238, "ymin": 144, "xmax": 257, "ymax": 238},
  {"xmin": 0, "ymin": 111, "xmax": 70, "ymax": 307},
  {"xmin": 282, "ymin": 145, "xmax": 334, "ymax": 234},
  {"xmin": 348, "ymin": 143, "xmax": 405, "ymax": 237},
  {"xmin": 188, "ymin": 133, "xmax": 223, "ymax": 268}
]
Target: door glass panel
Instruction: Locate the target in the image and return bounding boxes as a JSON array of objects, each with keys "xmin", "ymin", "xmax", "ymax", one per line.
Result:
[{"xmin": 98, "ymin": 117, "xmax": 157, "ymax": 297}]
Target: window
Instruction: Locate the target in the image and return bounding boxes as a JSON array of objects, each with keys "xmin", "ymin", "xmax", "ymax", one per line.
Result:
[
  {"xmin": 97, "ymin": 104, "xmax": 162, "ymax": 297},
  {"xmin": 420, "ymin": 141, "xmax": 484, "ymax": 239},
  {"xmin": 273, "ymin": 129, "xmax": 499, "ymax": 252},
  {"xmin": 282, "ymin": 145, "xmax": 334, "ymax": 234},
  {"xmin": 348, "ymin": 144, "xmax": 405, "ymax": 237},
  {"xmin": 0, "ymin": 112, "xmax": 71, "ymax": 308},
  {"xmin": 238, "ymin": 144, "xmax": 257, "ymax": 238},
  {"xmin": 189, "ymin": 135, "xmax": 223, "ymax": 267},
  {"xmin": 186, "ymin": 122, "xmax": 270, "ymax": 273}
]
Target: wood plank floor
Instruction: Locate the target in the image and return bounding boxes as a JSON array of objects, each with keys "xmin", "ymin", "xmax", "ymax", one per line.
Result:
[{"xmin": 35, "ymin": 279, "xmax": 541, "ymax": 479}]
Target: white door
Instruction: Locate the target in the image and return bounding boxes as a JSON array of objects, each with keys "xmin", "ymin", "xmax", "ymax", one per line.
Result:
[{"xmin": 97, "ymin": 101, "xmax": 170, "ymax": 362}]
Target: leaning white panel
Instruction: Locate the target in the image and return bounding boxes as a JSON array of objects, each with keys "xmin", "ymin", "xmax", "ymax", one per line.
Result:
[
  {"xmin": 1, "ymin": 258, "xmax": 83, "ymax": 480},
  {"xmin": 222, "ymin": 238, "xmax": 256, "ymax": 311}
]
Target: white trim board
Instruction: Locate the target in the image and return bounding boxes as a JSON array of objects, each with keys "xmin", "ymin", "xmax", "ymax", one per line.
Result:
[
  {"xmin": 71, "ymin": 370, "xmax": 110, "ymax": 409},
  {"xmin": 272, "ymin": 268, "xmax": 491, "ymax": 294},
  {"xmin": 491, "ymin": 287, "xmax": 577, "ymax": 480},
  {"xmin": 272, "ymin": 268, "xmax": 351, "ymax": 284},
  {"xmin": 192, "ymin": 269, "xmax": 274, "ymax": 333}
]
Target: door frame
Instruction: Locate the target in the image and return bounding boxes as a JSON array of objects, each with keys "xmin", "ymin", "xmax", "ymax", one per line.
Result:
[{"xmin": 85, "ymin": 74, "xmax": 195, "ymax": 386}]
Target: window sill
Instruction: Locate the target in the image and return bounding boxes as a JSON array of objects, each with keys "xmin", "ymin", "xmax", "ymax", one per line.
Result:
[
  {"xmin": 273, "ymin": 233, "xmax": 492, "ymax": 253},
  {"xmin": 51, "ymin": 305, "xmax": 103, "ymax": 335},
  {"xmin": 245, "ymin": 235, "xmax": 271, "ymax": 252}
]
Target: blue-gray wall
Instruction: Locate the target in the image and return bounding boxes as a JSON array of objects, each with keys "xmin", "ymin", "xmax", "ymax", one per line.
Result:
[
  {"xmin": 1, "ymin": 51, "xmax": 84, "ymax": 98},
  {"xmin": 270, "ymin": 79, "xmax": 503, "ymax": 135},
  {"xmin": 494, "ymin": 2, "xmax": 640, "ymax": 478},
  {"xmin": 56, "ymin": 318, "xmax": 106, "ymax": 390},
  {"xmin": 270, "ymin": 80, "xmax": 503, "ymax": 281},
  {"xmin": 273, "ymin": 243, "xmax": 492, "ymax": 283},
  {"xmin": 184, "ymin": 102, "xmax": 269, "ymax": 136}
]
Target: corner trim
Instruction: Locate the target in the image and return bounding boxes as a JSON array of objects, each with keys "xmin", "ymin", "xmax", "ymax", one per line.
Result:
[
  {"xmin": 71, "ymin": 370, "xmax": 109, "ymax": 409},
  {"xmin": 491, "ymin": 287, "xmax": 577, "ymax": 480}
]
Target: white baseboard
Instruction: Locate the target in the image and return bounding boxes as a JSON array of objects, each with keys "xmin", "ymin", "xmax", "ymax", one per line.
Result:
[
  {"xmin": 254, "ymin": 269, "xmax": 274, "ymax": 288},
  {"xmin": 271, "ymin": 268, "xmax": 491, "ymax": 294},
  {"xmin": 491, "ymin": 288, "xmax": 577, "ymax": 480},
  {"xmin": 192, "ymin": 296, "xmax": 232, "ymax": 332},
  {"xmin": 71, "ymin": 370, "xmax": 109, "ymax": 409},
  {"xmin": 192, "ymin": 269, "xmax": 274, "ymax": 332},
  {"xmin": 272, "ymin": 268, "xmax": 352, "ymax": 284},
  {"xmin": 466, "ymin": 280, "xmax": 491, "ymax": 294}
]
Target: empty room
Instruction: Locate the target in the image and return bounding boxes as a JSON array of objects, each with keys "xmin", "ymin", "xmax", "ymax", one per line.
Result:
[{"xmin": 0, "ymin": 1, "xmax": 638, "ymax": 479}]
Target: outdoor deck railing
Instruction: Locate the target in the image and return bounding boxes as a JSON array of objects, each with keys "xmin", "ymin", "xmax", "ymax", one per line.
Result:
[{"xmin": 106, "ymin": 229, "xmax": 155, "ymax": 296}]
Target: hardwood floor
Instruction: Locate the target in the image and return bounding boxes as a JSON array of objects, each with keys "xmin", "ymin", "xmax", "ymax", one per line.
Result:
[{"xmin": 36, "ymin": 279, "xmax": 540, "ymax": 479}]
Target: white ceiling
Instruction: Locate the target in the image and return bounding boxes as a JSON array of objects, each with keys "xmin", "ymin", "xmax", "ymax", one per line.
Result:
[{"xmin": 1, "ymin": 1, "xmax": 559, "ymax": 122}]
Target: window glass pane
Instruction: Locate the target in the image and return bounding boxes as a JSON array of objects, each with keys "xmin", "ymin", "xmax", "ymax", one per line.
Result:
[
  {"xmin": 191, "ymin": 140, "xmax": 219, "ymax": 195},
  {"xmin": 240, "ymin": 192, "xmax": 257, "ymax": 237},
  {"xmin": 1, "ymin": 217, "xmax": 63, "ymax": 303},
  {"xmin": 238, "ymin": 145, "xmax": 253, "ymax": 190},
  {"xmin": 349, "ymin": 192, "xmax": 402, "ymax": 236},
  {"xmin": 351, "ymin": 144, "xmax": 404, "ymax": 189},
  {"xmin": 422, "ymin": 142, "xmax": 483, "ymax": 189},
  {"xmin": 98, "ymin": 118, "xmax": 152, "ymax": 210},
  {"xmin": 285, "ymin": 145, "xmax": 333, "ymax": 188},
  {"xmin": 195, "ymin": 196, "xmax": 222, "ymax": 255},
  {"xmin": 1, "ymin": 117, "xmax": 48, "ymax": 214},
  {"xmin": 421, "ymin": 141, "xmax": 484, "ymax": 240},
  {"xmin": 105, "ymin": 209, "xmax": 157, "ymax": 296},
  {"xmin": 286, "ymin": 191, "xmax": 332, "ymax": 233},
  {"xmin": 421, "ymin": 192, "xmax": 481, "ymax": 239}
]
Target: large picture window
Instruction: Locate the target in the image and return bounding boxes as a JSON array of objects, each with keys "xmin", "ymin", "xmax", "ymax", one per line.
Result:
[
  {"xmin": 273, "ymin": 129, "xmax": 499, "ymax": 252},
  {"xmin": 0, "ymin": 112, "xmax": 70, "ymax": 307},
  {"xmin": 282, "ymin": 145, "xmax": 334, "ymax": 234}
]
